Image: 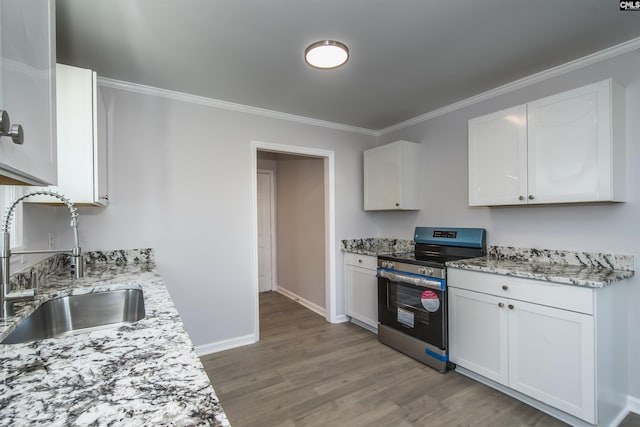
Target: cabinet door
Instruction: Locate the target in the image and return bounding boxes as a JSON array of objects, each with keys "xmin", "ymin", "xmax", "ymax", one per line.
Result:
[
  {"xmin": 363, "ymin": 141, "xmax": 419, "ymax": 210},
  {"xmin": 448, "ymin": 287, "xmax": 509, "ymax": 385},
  {"xmin": 508, "ymin": 300, "xmax": 595, "ymax": 423},
  {"xmin": 0, "ymin": 0, "xmax": 56, "ymax": 185},
  {"xmin": 95, "ymin": 86, "xmax": 109, "ymax": 204},
  {"xmin": 468, "ymin": 105, "xmax": 527, "ymax": 206},
  {"xmin": 527, "ymin": 80, "xmax": 611, "ymax": 204},
  {"xmin": 55, "ymin": 64, "xmax": 108, "ymax": 205},
  {"xmin": 345, "ymin": 264, "xmax": 378, "ymax": 330},
  {"xmin": 364, "ymin": 143, "xmax": 401, "ymax": 210}
]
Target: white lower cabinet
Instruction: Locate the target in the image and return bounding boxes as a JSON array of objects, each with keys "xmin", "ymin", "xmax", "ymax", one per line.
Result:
[
  {"xmin": 449, "ymin": 268, "xmax": 625, "ymax": 426},
  {"xmin": 508, "ymin": 299, "xmax": 594, "ymax": 419},
  {"xmin": 344, "ymin": 253, "xmax": 378, "ymax": 332}
]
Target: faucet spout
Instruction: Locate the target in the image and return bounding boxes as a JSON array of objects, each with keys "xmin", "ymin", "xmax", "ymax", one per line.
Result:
[{"xmin": 1, "ymin": 190, "xmax": 83, "ymax": 318}]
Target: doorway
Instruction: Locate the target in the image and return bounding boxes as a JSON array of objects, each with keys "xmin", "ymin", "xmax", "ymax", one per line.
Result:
[{"xmin": 251, "ymin": 141, "xmax": 339, "ymax": 341}]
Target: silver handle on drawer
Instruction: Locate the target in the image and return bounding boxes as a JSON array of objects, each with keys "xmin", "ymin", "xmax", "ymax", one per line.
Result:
[
  {"xmin": 498, "ymin": 302, "xmax": 504, "ymax": 308},
  {"xmin": 508, "ymin": 304, "xmax": 514, "ymax": 310}
]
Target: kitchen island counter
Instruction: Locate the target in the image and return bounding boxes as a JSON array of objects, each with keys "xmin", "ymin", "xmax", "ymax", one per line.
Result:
[{"xmin": 0, "ymin": 249, "xmax": 229, "ymax": 426}]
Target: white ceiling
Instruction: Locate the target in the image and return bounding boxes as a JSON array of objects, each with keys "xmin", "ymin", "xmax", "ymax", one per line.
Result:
[{"xmin": 56, "ymin": 0, "xmax": 640, "ymax": 131}]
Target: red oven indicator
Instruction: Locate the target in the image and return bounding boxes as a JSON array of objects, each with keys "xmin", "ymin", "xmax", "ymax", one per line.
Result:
[{"xmin": 421, "ymin": 290, "xmax": 440, "ymax": 312}]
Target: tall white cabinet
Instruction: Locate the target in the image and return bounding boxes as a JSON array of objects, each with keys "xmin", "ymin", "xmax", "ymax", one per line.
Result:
[
  {"xmin": 468, "ymin": 79, "xmax": 626, "ymax": 206},
  {"xmin": 364, "ymin": 141, "xmax": 419, "ymax": 211},
  {"xmin": 448, "ymin": 268, "xmax": 627, "ymax": 426},
  {"xmin": 0, "ymin": 0, "xmax": 57, "ymax": 185}
]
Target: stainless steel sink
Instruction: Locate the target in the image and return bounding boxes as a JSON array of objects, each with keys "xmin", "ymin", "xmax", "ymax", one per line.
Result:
[{"xmin": 1, "ymin": 289, "xmax": 145, "ymax": 344}]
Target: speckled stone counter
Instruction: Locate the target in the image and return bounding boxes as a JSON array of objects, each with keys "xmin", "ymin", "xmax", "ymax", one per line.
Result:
[
  {"xmin": 0, "ymin": 249, "xmax": 229, "ymax": 427},
  {"xmin": 341, "ymin": 238, "xmax": 413, "ymax": 256},
  {"xmin": 446, "ymin": 246, "xmax": 634, "ymax": 288}
]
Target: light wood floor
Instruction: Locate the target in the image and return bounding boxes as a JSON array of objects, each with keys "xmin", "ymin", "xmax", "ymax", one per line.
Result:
[{"xmin": 202, "ymin": 292, "xmax": 638, "ymax": 427}]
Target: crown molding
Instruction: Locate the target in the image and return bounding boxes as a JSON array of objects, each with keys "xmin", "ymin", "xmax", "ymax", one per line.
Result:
[
  {"xmin": 96, "ymin": 36, "xmax": 640, "ymax": 138},
  {"xmin": 96, "ymin": 77, "xmax": 378, "ymax": 137},
  {"xmin": 379, "ymin": 36, "xmax": 640, "ymax": 135}
]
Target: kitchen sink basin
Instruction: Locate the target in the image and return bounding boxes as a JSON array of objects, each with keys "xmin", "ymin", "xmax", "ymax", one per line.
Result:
[{"xmin": 1, "ymin": 289, "xmax": 145, "ymax": 344}]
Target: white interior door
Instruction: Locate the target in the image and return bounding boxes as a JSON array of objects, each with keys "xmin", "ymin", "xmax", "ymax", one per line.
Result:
[{"xmin": 257, "ymin": 170, "xmax": 275, "ymax": 292}]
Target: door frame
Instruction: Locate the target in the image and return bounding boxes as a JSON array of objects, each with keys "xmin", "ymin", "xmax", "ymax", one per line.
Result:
[
  {"xmin": 257, "ymin": 168, "xmax": 277, "ymax": 293},
  {"xmin": 250, "ymin": 141, "xmax": 337, "ymax": 342}
]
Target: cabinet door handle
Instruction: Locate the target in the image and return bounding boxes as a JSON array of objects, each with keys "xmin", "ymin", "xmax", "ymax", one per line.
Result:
[
  {"xmin": 508, "ymin": 304, "xmax": 514, "ymax": 310},
  {"xmin": 528, "ymin": 195, "xmax": 534, "ymax": 200},
  {"xmin": 358, "ymin": 259, "xmax": 362, "ymax": 263},
  {"xmin": 0, "ymin": 110, "xmax": 24, "ymax": 145},
  {"xmin": 502, "ymin": 285, "xmax": 508, "ymax": 290},
  {"xmin": 518, "ymin": 195, "xmax": 524, "ymax": 201},
  {"xmin": 498, "ymin": 302, "xmax": 504, "ymax": 308},
  {"xmin": 395, "ymin": 203, "xmax": 399, "ymax": 207}
]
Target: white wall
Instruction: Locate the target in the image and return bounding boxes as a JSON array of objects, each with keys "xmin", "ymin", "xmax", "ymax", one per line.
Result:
[
  {"xmin": 375, "ymin": 50, "xmax": 640, "ymax": 400},
  {"xmin": 56, "ymin": 87, "xmax": 378, "ymax": 349},
  {"xmin": 275, "ymin": 154, "xmax": 325, "ymax": 308}
]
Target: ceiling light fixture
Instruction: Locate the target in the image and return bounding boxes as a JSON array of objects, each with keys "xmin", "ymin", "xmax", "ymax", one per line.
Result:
[{"xmin": 304, "ymin": 40, "xmax": 349, "ymax": 69}]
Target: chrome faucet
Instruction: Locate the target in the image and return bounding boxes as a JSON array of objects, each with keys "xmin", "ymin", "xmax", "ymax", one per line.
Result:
[{"xmin": 0, "ymin": 190, "xmax": 84, "ymax": 318}]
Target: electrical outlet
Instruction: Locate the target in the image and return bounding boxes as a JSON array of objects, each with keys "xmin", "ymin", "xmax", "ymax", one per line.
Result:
[{"xmin": 48, "ymin": 233, "xmax": 54, "ymax": 249}]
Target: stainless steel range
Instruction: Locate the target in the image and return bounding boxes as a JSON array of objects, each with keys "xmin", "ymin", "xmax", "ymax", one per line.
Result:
[{"xmin": 377, "ymin": 227, "xmax": 486, "ymax": 372}]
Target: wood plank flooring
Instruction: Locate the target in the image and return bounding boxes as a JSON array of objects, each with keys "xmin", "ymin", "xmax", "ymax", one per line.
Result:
[{"xmin": 201, "ymin": 292, "xmax": 634, "ymax": 427}]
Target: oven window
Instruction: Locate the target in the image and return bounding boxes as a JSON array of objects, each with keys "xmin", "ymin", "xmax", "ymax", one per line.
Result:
[{"xmin": 390, "ymin": 283, "xmax": 441, "ymax": 319}]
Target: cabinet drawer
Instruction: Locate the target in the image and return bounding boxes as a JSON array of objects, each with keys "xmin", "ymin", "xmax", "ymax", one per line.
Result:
[
  {"xmin": 344, "ymin": 253, "xmax": 378, "ymax": 270},
  {"xmin": 448, "ymin": 268, "xmax": 593, "ymax": 314}
]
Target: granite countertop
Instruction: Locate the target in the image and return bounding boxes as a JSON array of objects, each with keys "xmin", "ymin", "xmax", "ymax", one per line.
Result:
[
  {"xmin": 341, "ymin": 238, "xmax": 414, "ymax": 256},
  {"xmin": 446, "ymin": 246, "xmax": 635, "ymax": 288},
  {"xmin": 0, "ymin": 249, "xmax": 229, "ymax": 426}
]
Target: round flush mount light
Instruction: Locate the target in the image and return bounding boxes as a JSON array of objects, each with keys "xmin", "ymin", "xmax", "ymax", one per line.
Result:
[{"xmin": 304, "ymin": 40, "xmax": 349, "ymax": 69}]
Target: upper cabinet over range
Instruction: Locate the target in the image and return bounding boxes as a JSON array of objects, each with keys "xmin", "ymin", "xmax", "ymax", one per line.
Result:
[
  {"xmin": 468, "ymin": 79, "xmax": 626, "ymax": 206},
  {"xmin": 0, "ymin": 0, "xmax": 57, "ymax": 185},
  {"xmin": 364, "ymin": 140, "xmax": 420, "ymax": 211}
]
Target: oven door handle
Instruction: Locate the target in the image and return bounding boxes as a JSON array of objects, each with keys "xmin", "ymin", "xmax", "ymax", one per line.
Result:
[
  {"xmin": 415, "ymin": 280, "xmax": 444, "ymax": 291},
  {"xmin": 378, "ymin": 269, "xmax": 444, "ymax": 291}
]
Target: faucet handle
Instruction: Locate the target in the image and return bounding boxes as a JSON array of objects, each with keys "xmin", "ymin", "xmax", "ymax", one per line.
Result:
[{"xmin": 30, "ymin": 268, "xmax": 38, "ymax": 295}]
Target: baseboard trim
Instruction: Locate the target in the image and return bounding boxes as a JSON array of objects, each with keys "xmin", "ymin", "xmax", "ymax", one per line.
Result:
[
  {"xmin": 628, "ymin": 395, "xmax": 640, "ymax": 415},
  {"xmin": 349, "ymin": 317, "xmax": 378, "ymax": 334},
  {"xmin": 276, "ymin": 287, "xmax": 326, "ymax": 317},
  {"xmin": 333, "ymin": 314, "xmax": 350, "ymax": 323},
  {"xmin": 455, "ymin": 367, "xmax": 595, "ymax": 427},
  {"xmin": 194, "ymin": 334, "xmax": 256, "ymax": 357}
]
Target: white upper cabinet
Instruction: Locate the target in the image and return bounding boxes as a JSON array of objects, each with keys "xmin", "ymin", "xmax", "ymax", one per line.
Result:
[
  {"xmin": 29, "ymin": 64, "xmax": 109, "ymax": 206},
  {"xmin": 468, "ymin": 79, "xmax": 626, "ymax": 206},
  {"xmin": 0, "ymin": 0, "xmax": 57, "ymax": 185},
  {"xmin": 468, "ymin": 105, "xmax": 527, "ymax": 206},
  {"xmin": 364, "ymin": 140, "xmax": 419, "ymax": 211}
]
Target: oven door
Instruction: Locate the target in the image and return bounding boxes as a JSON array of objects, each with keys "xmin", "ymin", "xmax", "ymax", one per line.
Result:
[{"xmin": 378, "ymin": 274, "xmax": 447, "ymax": 349}]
